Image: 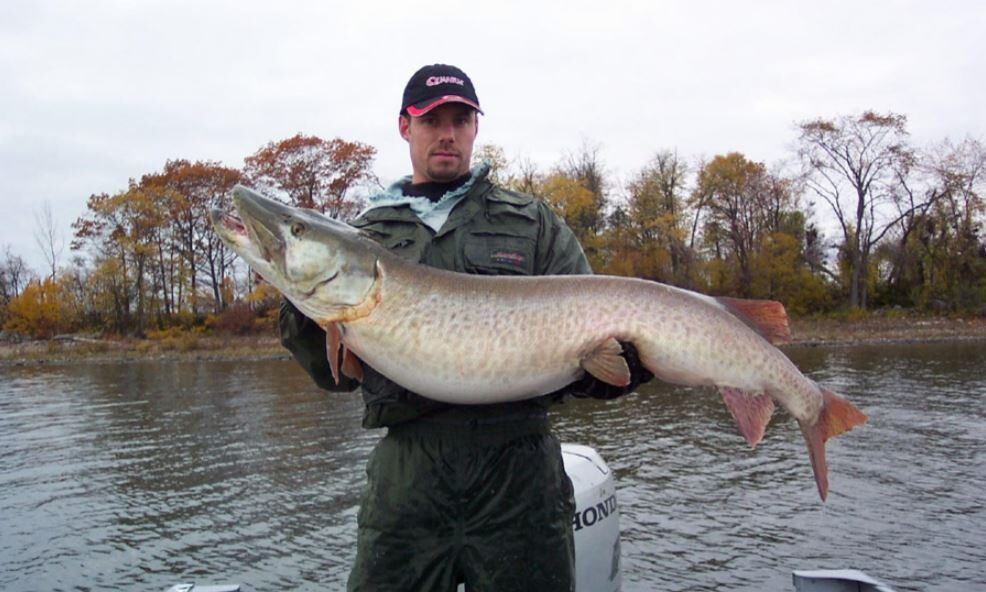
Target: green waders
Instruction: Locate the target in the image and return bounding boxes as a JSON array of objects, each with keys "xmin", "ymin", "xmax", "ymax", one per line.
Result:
[{"xmin": 347, "ymin": 415, "xmax": 576, "ymax": 592}]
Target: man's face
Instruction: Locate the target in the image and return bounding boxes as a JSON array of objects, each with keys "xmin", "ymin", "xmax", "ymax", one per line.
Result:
[{"xmin": 400, "ymin": 103, "xmax": 478, "ymax": 184}]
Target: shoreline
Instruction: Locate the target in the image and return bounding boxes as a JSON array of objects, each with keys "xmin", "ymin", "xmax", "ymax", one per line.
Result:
[
  {"xmin": 786, "ymin": 314, "xmax": 986, "ymax": 347},
  {"xmin": 2, "ymin": 314, "xmax": 985, "ymax": 367}
]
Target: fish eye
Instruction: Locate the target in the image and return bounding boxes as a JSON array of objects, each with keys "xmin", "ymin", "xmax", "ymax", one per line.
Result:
[{"xmin": 290, "ymin": 222, "xmax": 305, "ymax": 237}]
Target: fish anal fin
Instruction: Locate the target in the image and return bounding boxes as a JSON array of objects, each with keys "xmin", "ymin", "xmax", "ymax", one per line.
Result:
[
  {"xmin": 324, "ymin": 322, "xmax": 343, "ymax": 385},
  {"xmin": 719, "ymin": 387, "xmax": 775, "ymax": 448},
  {"xmin": 800, "ymin": 387, "xmax": 868, "ymax": 501},
  {"xmin": 581, "ymin": 338, "xmax": 631, "ymax": 386},
  {"xmin": 717, "ymin": 297, "xmax": 791, "ymax": 345}
]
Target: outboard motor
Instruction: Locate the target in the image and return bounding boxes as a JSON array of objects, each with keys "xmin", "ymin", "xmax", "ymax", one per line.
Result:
[{"xmin": 562, "ymin": 443, "xmax": 622, "ymax": 592}]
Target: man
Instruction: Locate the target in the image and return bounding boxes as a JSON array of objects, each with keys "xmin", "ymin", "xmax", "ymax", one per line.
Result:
[{"xmin": 280, "ymin": 64, "xmax": 651, "ymax": 591}]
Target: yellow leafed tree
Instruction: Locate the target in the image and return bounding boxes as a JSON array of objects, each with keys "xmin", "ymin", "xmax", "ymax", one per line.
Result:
[
  {"xmin": 3, "ymin": 277, "xmax": 75, "ymax": 339},
  {"xmin": 540, "ymin": 173, "xmax": 606, "ymax": 270}
]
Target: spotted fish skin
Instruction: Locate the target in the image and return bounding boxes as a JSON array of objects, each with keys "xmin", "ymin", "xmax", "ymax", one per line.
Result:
[{"xmin": 212, "ymin": 184, "xmax": 867, "ymax": 500}]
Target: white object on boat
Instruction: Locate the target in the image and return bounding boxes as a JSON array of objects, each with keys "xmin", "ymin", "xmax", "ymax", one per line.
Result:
[
  {"xmin": 562, "ymin": 443, "xmax": 622, "ymax": 592},
  {"xmin": 793, "ymin": 569, "xmax": 897, "ymax": 592}
]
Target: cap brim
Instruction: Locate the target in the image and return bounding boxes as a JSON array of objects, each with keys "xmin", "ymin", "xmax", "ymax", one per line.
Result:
[{"xmin": 406, "ymin": 95, "xmax": 483, "ymax": 117}]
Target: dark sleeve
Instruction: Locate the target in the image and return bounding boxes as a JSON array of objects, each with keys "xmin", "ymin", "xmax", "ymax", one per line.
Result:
[{"xmin": 279, "ymin": 298, "xmax": 360, "ymax": 392}]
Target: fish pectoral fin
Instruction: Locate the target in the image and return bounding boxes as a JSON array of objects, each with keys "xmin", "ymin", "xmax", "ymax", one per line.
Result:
[
  {"xmin": 719, "ymin": 387, "xmax": 775, "ymax": 448},
  {"xmin": 341, "ymin": 347, "xmax": 363, "ymax": 382},
  {"xmin": 324, "ymin": 322, "xmax": 344, "ymax": 385},
  {"xmin": 324, "ymin": 322, "xmax": 362, "ymax": 384},
  {"xmin": 581, "ymin": 338, "xmax": 631, "ymax": 386}
]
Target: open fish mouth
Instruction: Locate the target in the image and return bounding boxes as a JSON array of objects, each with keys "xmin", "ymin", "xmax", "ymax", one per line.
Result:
[
  {"xmin": 219, "ymin": 211, "xmax": 247, "ymax": 236},
  {"xmin": 210, "ymin": 209, "xmax": 264, "ymax": 262},
  {"xmin": 211, "ymin": 208, "xmax": 284, "ymax": 264},
  {"xmin": 211, "ymin": 208, "xmax": 248, "ymax": 239}
]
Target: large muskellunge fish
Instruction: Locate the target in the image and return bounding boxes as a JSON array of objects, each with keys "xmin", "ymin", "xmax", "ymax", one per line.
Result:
[{"xmin": 212, "ymin": 185, "xmax": 866, "ymax": 501}]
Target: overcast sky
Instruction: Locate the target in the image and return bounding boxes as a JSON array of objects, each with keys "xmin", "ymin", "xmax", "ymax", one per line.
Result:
[{"xmin": 2, "ymin": 0, "xmax": 984, "ymax": 272}]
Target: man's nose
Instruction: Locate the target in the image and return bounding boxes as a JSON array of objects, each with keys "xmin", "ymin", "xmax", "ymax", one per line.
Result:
[{"xmin": 436, "ymin": 120, "xmax": 456, "ymax": 141}]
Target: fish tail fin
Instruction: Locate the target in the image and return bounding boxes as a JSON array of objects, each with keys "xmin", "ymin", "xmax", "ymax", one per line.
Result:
[
  {"xmin": 800, "ymin": 387, "xmax": 867, "ymax": 501},
  {"xmin": 717, "ymin": 296, "xmax": 791, "ymax": 345}
]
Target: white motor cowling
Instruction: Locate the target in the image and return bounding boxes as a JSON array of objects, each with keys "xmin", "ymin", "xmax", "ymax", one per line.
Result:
[{"xmin": 562, "ymin": 443, "xmax": 622, "ymax": 592}]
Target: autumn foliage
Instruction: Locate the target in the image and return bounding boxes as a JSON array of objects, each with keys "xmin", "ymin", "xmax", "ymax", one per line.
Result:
[
  {"xmin": 4, "ymin": 278, "xmax": 75, "ymax": 339},
  {"xmin": 2, "ymin": 116, "xmax": 984, "ymax": 340},
  {"xmin": 243, "ymin": 133, "xmax": 377, "ymax": 220}
]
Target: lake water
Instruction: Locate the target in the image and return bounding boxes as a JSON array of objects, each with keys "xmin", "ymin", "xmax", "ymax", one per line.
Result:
[{"xmin": 1, "ymin": 341, "xmax": 984, "ymax": 591}]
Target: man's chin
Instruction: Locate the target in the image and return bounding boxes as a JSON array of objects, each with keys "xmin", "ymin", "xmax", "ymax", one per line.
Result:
[{"xmin": 425, "ymin": 166, "xmax": 467, "ymax": 182}]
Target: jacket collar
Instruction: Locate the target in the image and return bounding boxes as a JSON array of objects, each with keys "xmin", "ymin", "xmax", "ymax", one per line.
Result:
[{"xmin": 360, "ymin": 162, "xmax": 491, "ymax": 232}]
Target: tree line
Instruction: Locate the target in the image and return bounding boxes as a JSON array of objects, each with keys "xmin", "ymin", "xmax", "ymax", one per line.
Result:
[{"xmin": 2, "ymin": 112, "xmax": 984, "ymax": 339}]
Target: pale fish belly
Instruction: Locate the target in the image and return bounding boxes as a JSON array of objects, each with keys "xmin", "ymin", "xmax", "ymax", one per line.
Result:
[{"xmin": 340, "ymin": 288, "xmax": 600, "ymax": 404}]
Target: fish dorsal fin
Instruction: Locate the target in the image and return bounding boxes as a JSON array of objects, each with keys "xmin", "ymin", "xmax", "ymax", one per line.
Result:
[
  {"xmin": 717, "ymin": 297, "xmax": 791, "ymax": 345},
  {"xmin": 719, "ymin": 386, "xmax": 775, "ymax": 448},
  {"xmin": 581, "ymin": 338, "xmax": 631, "ymax": 386}
]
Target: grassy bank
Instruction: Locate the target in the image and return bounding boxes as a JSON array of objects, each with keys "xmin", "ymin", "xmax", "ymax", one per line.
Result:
[
  {"xmin": 788, "ymin": 312, "xmax": 986, "ymax": 346},
  {"xmin": 0, "ymin": 334, "xmax": 288, "ymax": 366},
  {"xmin": 2, "ymin": 312, "xmax": 985, "ymax": 367}
]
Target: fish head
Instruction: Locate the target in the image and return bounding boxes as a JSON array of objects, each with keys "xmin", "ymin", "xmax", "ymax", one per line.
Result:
[{"xmin": 211, "ymin": 184, "xmax": 380, "ymax": 322}]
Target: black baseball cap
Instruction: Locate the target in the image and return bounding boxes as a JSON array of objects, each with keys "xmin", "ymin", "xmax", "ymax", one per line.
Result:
[{"xmin": 400, "ymin": 64, "xmax": 483, "ymax": 117}]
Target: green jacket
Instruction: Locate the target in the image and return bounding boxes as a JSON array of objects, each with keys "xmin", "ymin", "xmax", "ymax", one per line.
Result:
[{"xmin": 279, "ymin": 165, "xmax": 592, "ymax": 428}]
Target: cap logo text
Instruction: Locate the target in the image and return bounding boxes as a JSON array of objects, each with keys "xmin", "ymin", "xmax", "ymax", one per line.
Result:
[{"xmin": 426, "ymin": 76, "xmax": 465, "ymax": 87}]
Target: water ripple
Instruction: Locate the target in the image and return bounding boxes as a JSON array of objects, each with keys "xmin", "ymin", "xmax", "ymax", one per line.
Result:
[{"xmin": 2, "ymin": 343, "xmax": 985, "ymax": 591}]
